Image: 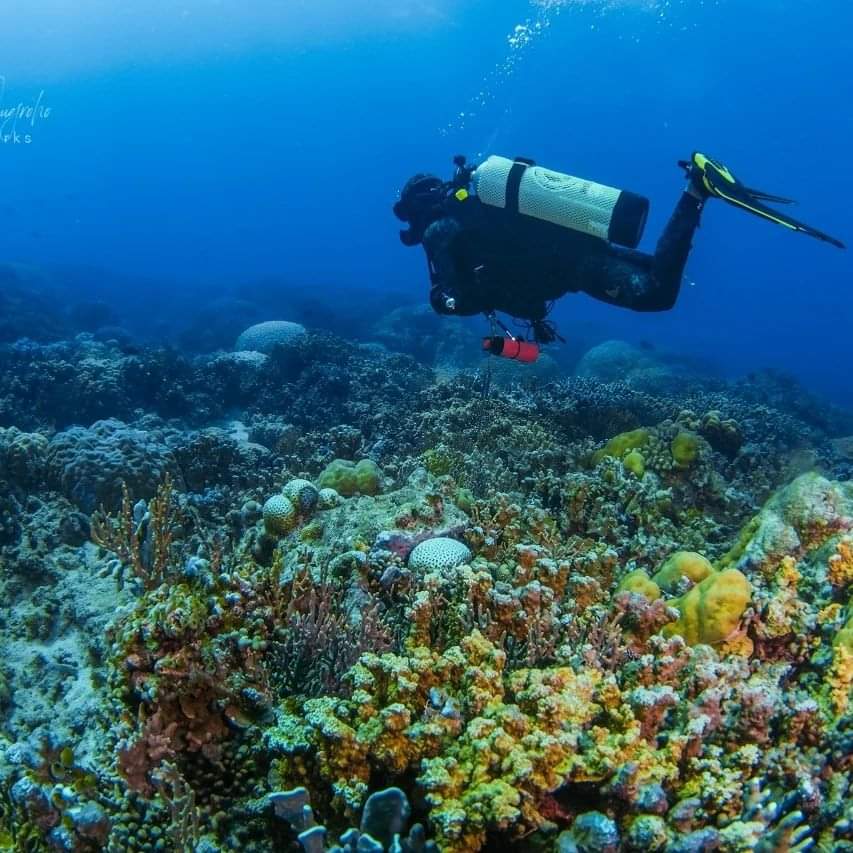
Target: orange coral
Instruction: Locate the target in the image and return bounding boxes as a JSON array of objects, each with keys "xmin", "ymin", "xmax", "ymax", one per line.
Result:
[{"xmin": 828, "ymin": 537, "xmax": 853, "ymax": 588}]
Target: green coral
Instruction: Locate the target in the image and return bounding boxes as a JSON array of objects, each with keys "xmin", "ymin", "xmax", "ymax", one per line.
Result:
[
  {"xmin": 422, "ymin": 445, "xmax": 465, "ymax": 480},
  {"xmin": 623, "ymin": 450, "xmax": 646, "ymax": 478},
  {"xmin": 317, "ymin": 459, "xmax": 383, "ymax": 497},
  {"xmin": 592, "ymin": 428, "xmax": 650, "ymax": 465},
  {"xmin": 670, "ymin": 431, "xmax": 700, "ymax": 468}
]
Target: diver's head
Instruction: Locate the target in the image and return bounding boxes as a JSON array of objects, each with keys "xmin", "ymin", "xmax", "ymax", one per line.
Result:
[{"xmin": 394, "ymin": 173, "xmax": 445, "ymax": 246}]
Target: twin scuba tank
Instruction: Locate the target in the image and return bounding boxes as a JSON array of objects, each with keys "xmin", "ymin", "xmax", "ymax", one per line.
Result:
[
  {"xmin": 469, "ymin": 155, "xmax": 650, "ymax": 363},
  {"xmin": 470, "ymin": 155, "xmax": 650, "ymax": 250}
]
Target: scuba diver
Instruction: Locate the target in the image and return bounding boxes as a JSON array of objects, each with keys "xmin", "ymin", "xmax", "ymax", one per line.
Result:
[{"xmin": 393, "ymin": 152, "xmax": 845, "ymax": 362}]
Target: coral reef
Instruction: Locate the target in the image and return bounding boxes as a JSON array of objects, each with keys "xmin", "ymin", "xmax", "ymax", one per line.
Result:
[{"xmin": 1, "ymin": 325, "xmax": 852, "ymax": 852}]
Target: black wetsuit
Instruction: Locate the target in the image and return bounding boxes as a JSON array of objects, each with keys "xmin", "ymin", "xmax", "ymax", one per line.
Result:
[{"xmin": 423, "ymin": 191, "xmax": 703, "ymax": 324}]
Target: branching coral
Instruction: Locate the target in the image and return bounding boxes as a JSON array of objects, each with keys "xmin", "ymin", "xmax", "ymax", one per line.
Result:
[{"xmin": 91, "ymin": 474, "xmax": 178, "ymax": 590}]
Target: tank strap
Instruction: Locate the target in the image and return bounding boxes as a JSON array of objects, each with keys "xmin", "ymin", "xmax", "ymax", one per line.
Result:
[{"xmin": 506, "ymin": 157, "xmax": 535, "ymax": 214}]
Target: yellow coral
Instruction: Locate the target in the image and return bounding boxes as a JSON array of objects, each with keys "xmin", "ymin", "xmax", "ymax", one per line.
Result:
[
  {"xmin": 828, "ymin": 537, "xmax": 853, "ymax": 588},
  {"xmin": 652, "ymin": 551, "xmax": 714, "ymax": 594},
  {"xmin": 617, "ymin": 569, "xmax": 661, "ymax": 601},
  {"xmin": 828, "ymin": 610, "xmax": 853, "ymax": 715},
  {"xmin": 592, "ymin": 428, "xmax": 650, "ymax": 465},
  {"xmin": 663, "ymin": 569, "xmax": 752, "ymax": 652},
  {"xmin": 269, "ymin": 629, "xmax": 687, "ymax": 853}
]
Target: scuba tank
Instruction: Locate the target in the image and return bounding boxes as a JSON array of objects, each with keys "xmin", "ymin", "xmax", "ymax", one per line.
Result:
[{"xmin": 472, "ymin": 155, "xmax": 650, "ymax": 249}]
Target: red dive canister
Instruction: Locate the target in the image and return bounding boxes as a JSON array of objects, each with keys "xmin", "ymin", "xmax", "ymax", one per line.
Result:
[{"xmin": 482, "ymin": 336, "xmax": 540, "ymax": 364}]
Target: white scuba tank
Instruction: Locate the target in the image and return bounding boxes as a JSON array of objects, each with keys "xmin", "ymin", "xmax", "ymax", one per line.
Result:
[{"xmin": 472, "ymin": 155, "xmax": 650, "ymax": 249}]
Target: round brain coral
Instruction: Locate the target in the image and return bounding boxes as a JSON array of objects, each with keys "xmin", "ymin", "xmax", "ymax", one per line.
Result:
[
  {"xmin": 282, "ymin": 478, "xmax": 319, "ymax": 515},
  {"xmin": 317, "ymin": 487, "xmax": 341, "ymax": 510},
  {"xmin": 235, "ymin": 321, "xmax": 307, "ymax": 354},
  {"xmin": 263, "ymin": 494, "xmax": 298, "ymax": 536},
  {"xmin": 408, "ymin": 537, "xmax": 472, "ymax": 572}
]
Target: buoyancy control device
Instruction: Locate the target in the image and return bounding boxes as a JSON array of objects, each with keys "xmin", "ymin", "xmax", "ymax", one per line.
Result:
[{"xmin": 471, "ymin": 155, "xmax": 650, "ymax": 249}]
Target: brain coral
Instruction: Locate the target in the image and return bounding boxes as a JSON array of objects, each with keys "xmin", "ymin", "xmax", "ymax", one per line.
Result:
[
  {"xmin": 235, "ymin": 320, "xmax": 307, "ymax": 354},
  {"xmin": 408, "ymin": 537, "xmax": 472, "ymax": 572},
  {"xmin": 282, "ymin": 478, "xmax": 319, "ymax": 515},
  {"xmin": 317, "ymin": 487, "xmax": 341, "ymax": 510},
  {"xmin": 263, "ymin": 494, "xmax": 298, "ymax": 536}
]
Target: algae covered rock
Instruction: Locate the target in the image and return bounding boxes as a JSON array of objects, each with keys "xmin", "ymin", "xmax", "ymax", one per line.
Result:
[
  {"xmin": 317, "ymin": 458, "xmax": 383, "ymax": 497},
  {"xmin": 575, "ymin": 339, "xmax": 658, "ymax": 383},
  {"xmin": 718, "ymin": 472, "xmax": 853, "ymax": 576}
]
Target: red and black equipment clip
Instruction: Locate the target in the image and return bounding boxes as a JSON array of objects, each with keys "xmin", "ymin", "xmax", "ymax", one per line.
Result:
[{"xmin": 482, "ymin": 312, "xmax": 540, "ymax": 364}]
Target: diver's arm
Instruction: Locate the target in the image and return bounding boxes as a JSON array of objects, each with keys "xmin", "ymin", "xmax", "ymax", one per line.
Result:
[{"xmin": 423, "ymin": 218, "xmax": 486, "ymax": 316}]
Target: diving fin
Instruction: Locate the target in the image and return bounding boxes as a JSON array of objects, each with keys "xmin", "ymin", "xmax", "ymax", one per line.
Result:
[{"xmin": 680, "ymin": 152, "xmax": 845, "ymax": 249}]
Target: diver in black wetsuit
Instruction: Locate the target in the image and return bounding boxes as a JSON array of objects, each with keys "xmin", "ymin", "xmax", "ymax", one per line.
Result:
[{"xmin": 393, "ymin": 153, "xmax": 844, "ymax": 345}]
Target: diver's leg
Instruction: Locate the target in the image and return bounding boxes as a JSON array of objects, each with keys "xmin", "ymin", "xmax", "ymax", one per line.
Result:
[
  {"xmin": 641, "ymin": 190, "xmax": 705, "ymax": 310},
  {"xmin": 576, "ymin": 190, "xmax": 703, "ymax": 312}
]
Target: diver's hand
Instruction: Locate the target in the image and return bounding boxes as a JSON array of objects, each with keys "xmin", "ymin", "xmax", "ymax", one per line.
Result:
[{"xmin": 429, "ymin": 285, "xmax": 457, "ymax": 315}]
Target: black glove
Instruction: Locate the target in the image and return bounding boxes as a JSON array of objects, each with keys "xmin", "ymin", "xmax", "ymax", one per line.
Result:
[{"xmin": 430, "ymin": 286, "xmax": 457, "ymax": 315}]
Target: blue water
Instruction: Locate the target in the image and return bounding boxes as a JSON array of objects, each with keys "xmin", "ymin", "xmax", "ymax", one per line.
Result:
[{"xmin": 1, "ymin": 0, "xmax": 850, "ymax": 403}]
